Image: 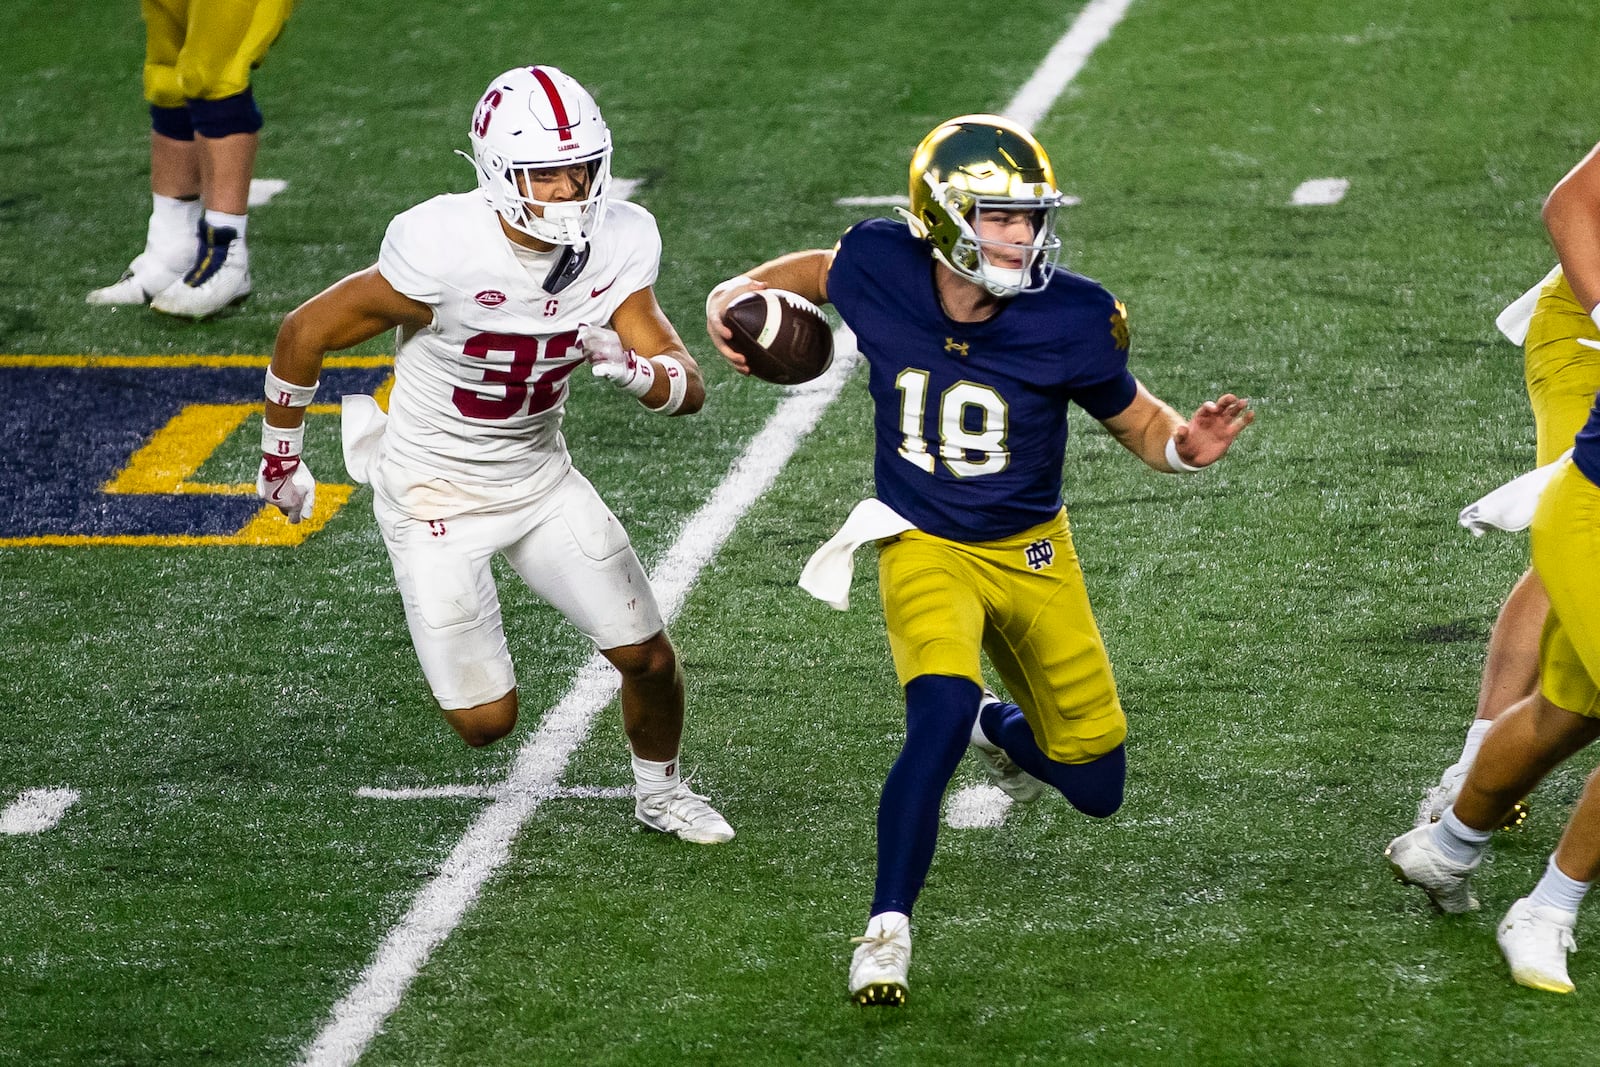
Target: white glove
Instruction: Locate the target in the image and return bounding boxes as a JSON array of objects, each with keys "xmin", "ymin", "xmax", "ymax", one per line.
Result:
[
  {"xmin": 579, "ymin": 322, "xmax": 655, "ymax": 398},
  {"xmin": 257, "ymin": 453, "xmax": 317, "ymax": 524}
]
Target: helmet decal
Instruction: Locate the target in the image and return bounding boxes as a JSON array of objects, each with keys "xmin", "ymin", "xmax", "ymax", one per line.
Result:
[{"xmin": 528, "ymin": 67, "xmax": 575, "ymax": 145}]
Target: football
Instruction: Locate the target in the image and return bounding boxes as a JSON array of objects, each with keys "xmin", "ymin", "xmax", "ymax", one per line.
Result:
[{"xmin": 723, "ymin": 289, "xmax": 834, "ymax": 385}]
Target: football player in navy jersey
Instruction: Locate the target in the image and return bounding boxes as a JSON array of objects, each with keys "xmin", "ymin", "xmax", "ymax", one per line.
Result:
[{"xmin": 707, "ymin": 115, "xmax": 1252, "ymax": 1004}]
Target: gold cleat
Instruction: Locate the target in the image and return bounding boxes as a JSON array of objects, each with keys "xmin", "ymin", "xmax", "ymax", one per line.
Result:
[
  {"xmin": 852, "ymin": 982, "xmax": 907, "ymax": 1007},
  {"xmin": 1499, "ymin": 800, "xmax": 1530, "ymax": 831}
]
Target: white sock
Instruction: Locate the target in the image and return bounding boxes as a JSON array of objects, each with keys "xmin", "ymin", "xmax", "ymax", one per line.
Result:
[
  {"xmin": 1528, "ymin": 855, "xmax": 1590, "ymax": 915},
  {"xmin": 866, "ymin": 910, "xmax": 909, "ymax": 936},
  {"xmin": 204, "ymin": 209, "xmax": 248, "ymax": 240},
  {"xmin": 631, "ymin": 751, "xmax": 680, "ymax": 797},
  {"xmin": 1435, "ymin": 808, "xmax": 1493, "ymax": 866},
  {"xmin": 147, "ymin": 194, "xmax": 202, "ymax": 265},
  {"xmin": 1456, "ymin": 718, "xmax": 1492, "ymax": 769}
]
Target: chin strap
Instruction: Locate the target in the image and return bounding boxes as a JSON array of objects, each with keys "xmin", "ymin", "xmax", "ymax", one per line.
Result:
[
  {"xmin": 543, "ymin": 243, "xmax": 591, "ymax": 294},
  {"xmin": 893, "ymin": 206, "xmax": 928, "ymax": 239}
]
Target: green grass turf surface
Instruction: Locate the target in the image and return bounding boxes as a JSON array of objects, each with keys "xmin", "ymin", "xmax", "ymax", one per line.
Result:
[{"xmin": 3, "ymin": 0, "xmax": 1599, "ymax": 1063}]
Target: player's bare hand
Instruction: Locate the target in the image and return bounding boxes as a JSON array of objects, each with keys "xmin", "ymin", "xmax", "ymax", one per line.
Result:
[
  {"xmin": 1173, "ymin": 394, "xmax": 1253, "ymax": 467},
  {"xmin": 704, "ymin": 276, "xmax": 766, "ymax": 372}
]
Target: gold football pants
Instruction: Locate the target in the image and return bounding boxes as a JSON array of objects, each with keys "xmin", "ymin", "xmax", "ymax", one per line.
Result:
[{"xmin": 878, "ymin": 509, "xmax": 1126, "ymax": 764}]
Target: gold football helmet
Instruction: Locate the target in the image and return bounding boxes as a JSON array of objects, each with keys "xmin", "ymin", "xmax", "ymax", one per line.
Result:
[{"xmin": 902, "ymin": 115, "xmax": 1064, "ymax": 296}]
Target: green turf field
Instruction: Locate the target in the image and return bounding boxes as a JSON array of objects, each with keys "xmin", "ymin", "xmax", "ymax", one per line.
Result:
[{"xmin": 4, "ymin": 0, "xmax": 1599, "ymax": 1063}]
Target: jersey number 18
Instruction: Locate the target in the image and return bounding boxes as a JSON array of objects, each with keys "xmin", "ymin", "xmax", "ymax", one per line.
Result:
[{"xmin": 895, "ymin": 368, "xmax": 1010, "ymax": 478}]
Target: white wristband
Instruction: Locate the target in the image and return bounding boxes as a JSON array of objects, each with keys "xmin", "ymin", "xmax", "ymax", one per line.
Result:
[
  {"xmin": 706, "ymin": 275, "xmax": 754, "ymax": 320},
  {"xmin": 262, "ymin": 421, "xmax": 305, "ymax": 458},
  {"xmin": 1165, "ymin": 436, "xmax": 1205, "ymax": 473},
  {"xmin": 618, "ymin": 351, "xmax": 656, "ymax": 398},
  {"xmin": 646, "ymin": 356, "xmax": 689, "ymax": 415},
  {"xmin": 1589, "ymin": 305, "xmax": 1600, "ymax": 335},
  {"xmin": 265, "ymin": 368, "xmax": 320, "ymax": 408}
]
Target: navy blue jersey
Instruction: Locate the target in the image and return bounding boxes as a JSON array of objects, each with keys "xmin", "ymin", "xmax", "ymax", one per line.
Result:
[
  {"xmin": 828, "ymin": 218, "xmax": 1137, "ymax": 541},
  {"xmin": 1574, "ymin": 390, "xmax": 1600, "ymax": 487}
]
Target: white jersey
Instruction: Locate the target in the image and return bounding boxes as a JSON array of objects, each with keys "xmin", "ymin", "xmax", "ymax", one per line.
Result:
[{"xmin": 375, "ymin": 192, "xmax": 661, "ymax": 498}]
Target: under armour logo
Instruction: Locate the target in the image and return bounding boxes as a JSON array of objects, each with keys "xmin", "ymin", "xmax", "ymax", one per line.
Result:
[
  {"xmin": 944, "ymin": 338, "xmax": 969, "ymax": 357},
  {"xmin": 1024, "ymin": 538, "xmax": 1054, "ymax": 571},
  {"xmin": 428, "ymin": 520, "xmax": 447, "ymax": 538}
]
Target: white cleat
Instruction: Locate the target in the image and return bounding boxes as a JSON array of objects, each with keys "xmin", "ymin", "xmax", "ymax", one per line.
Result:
[
  {"xmin": 849, "ymin": 911, "xmax": 910, "ymax": 1006},
  {"xmin": 150, "ymin": 224, "xmax": 251, "ymax": 319},
  {"xmin": 970, "ymin": 690, "xmax": 1045, "ymax": 803},
  {"xmin": 1498, "ymin": 897, "xmax": 1577, "ymax": 994},
  {"xmin": 1384, "ymin": 825, "xmax": 1480, "ymax": 913},
  {"xmin": 634, "ymin": 781, "xmax": 734, "ymax": 844},
  {"xmin": 86, "ymin": 250, "xmax": 187, "ymax": 306}
]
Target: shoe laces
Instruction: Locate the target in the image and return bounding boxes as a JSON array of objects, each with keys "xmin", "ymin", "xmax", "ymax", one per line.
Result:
[
  {"xmin": 989, "ymin": 749, "xmax": 1020, "ymax": 775},
  {"xmin": 851, "ymin": 928, "xmax": 909, "ymax": 967},
  {"xmin": 645, "ymin": 778, "xmax": 712, "ymax": 818}
]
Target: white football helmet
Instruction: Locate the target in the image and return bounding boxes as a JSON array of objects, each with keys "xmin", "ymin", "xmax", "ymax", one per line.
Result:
[{"xmin": 466, "ymin": 66, "xmax": 612, "ymax": 248}]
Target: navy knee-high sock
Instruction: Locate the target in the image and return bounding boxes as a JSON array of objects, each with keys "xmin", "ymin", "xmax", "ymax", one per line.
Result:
[
  {"xmin": 869, "ymin": 674, "xmax": 979, "ymax": 917},
  {"xmin": 979, "ymin": 700, "xmax": 1126, "ymax": 817}
]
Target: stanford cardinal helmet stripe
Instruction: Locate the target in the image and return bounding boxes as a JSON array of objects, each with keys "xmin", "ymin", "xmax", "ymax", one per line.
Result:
[{"xmin": 529, "ymin": 66, "xmax": 575, "ymax": 143}]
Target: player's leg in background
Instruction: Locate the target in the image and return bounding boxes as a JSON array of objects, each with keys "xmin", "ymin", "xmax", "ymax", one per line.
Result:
[
  {"xmin": 87, "ymin": 0, "xmax": 202, "ymax": 305},
  {"xmin": 151, "ymin": 0, "xmax": 294, "ymax": 317}
]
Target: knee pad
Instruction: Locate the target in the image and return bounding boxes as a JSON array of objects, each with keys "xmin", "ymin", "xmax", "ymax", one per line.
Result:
[
  {"xmin": 186, "ymin": 88, "xmax": 263, "ymax": 138},
  {"xmin": 149, "ymin": 103, "xmax": 193, "ymax": 140}
]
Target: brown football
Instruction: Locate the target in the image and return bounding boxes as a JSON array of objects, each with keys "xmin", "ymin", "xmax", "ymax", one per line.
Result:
[{"xmin": 723, "ymin": 289, "xmax": 834, "ymax": 385}]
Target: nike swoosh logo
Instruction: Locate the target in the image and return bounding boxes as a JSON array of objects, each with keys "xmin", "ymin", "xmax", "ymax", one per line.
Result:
[{"xmin": 590, "ymin": 278, "xmax": 618, "ymax": 298}]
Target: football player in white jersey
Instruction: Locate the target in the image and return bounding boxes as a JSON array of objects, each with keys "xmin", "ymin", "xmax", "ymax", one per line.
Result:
[{"xmin": 255, "ymin": 65, "xmax": 732, "ymax": 844}]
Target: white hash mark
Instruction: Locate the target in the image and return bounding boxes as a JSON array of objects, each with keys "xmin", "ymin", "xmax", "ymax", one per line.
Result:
[{"xmin": 1, "ymin": 788, "xmax": 80, "ymax": 834}]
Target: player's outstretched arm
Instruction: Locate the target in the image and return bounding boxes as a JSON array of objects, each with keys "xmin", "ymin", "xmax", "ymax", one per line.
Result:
[
  {"xmin": 1543, "ymin": 141, "xmax": 1600, "ymax": 315},
  {"xmin": 705, "ymin": 248, "xmax": 833, "ymax": 372},
  {"xmin": 1101, "ymin": 382, "xmax": 1253, "ymax": 473},
  {"xmin": 591, "ymin": 286, "xmax": 705, "ymax": 415},
  {"xmin": 258, "ymin": 267, "xmax": 431, "ymax": 522}
]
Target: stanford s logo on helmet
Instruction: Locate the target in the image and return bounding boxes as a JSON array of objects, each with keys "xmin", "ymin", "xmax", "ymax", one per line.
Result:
[
  {"xmin": 465, "ymin": 66, "xmax": 613, "ymax": 249},
  {"xmin": 899, "ymin": 115, "xmax": 1064, "ymax": 297}
]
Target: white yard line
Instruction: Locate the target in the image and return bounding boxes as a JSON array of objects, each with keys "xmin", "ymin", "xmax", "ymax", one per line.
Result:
[
  {"xmin": 1, "ymin": 788, "xmax": 80, "ymax": 834},
  {"xmin": 1003, "ymin": 0, "xmax": 1138, "ymax": 128},
  {"xmin": 354, "ymin": 784, "xmax": 632, "ymax": 801},
  {"xmin": 299, "ymin": 2, "xmax": 1135, "ymax": 1060}
]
